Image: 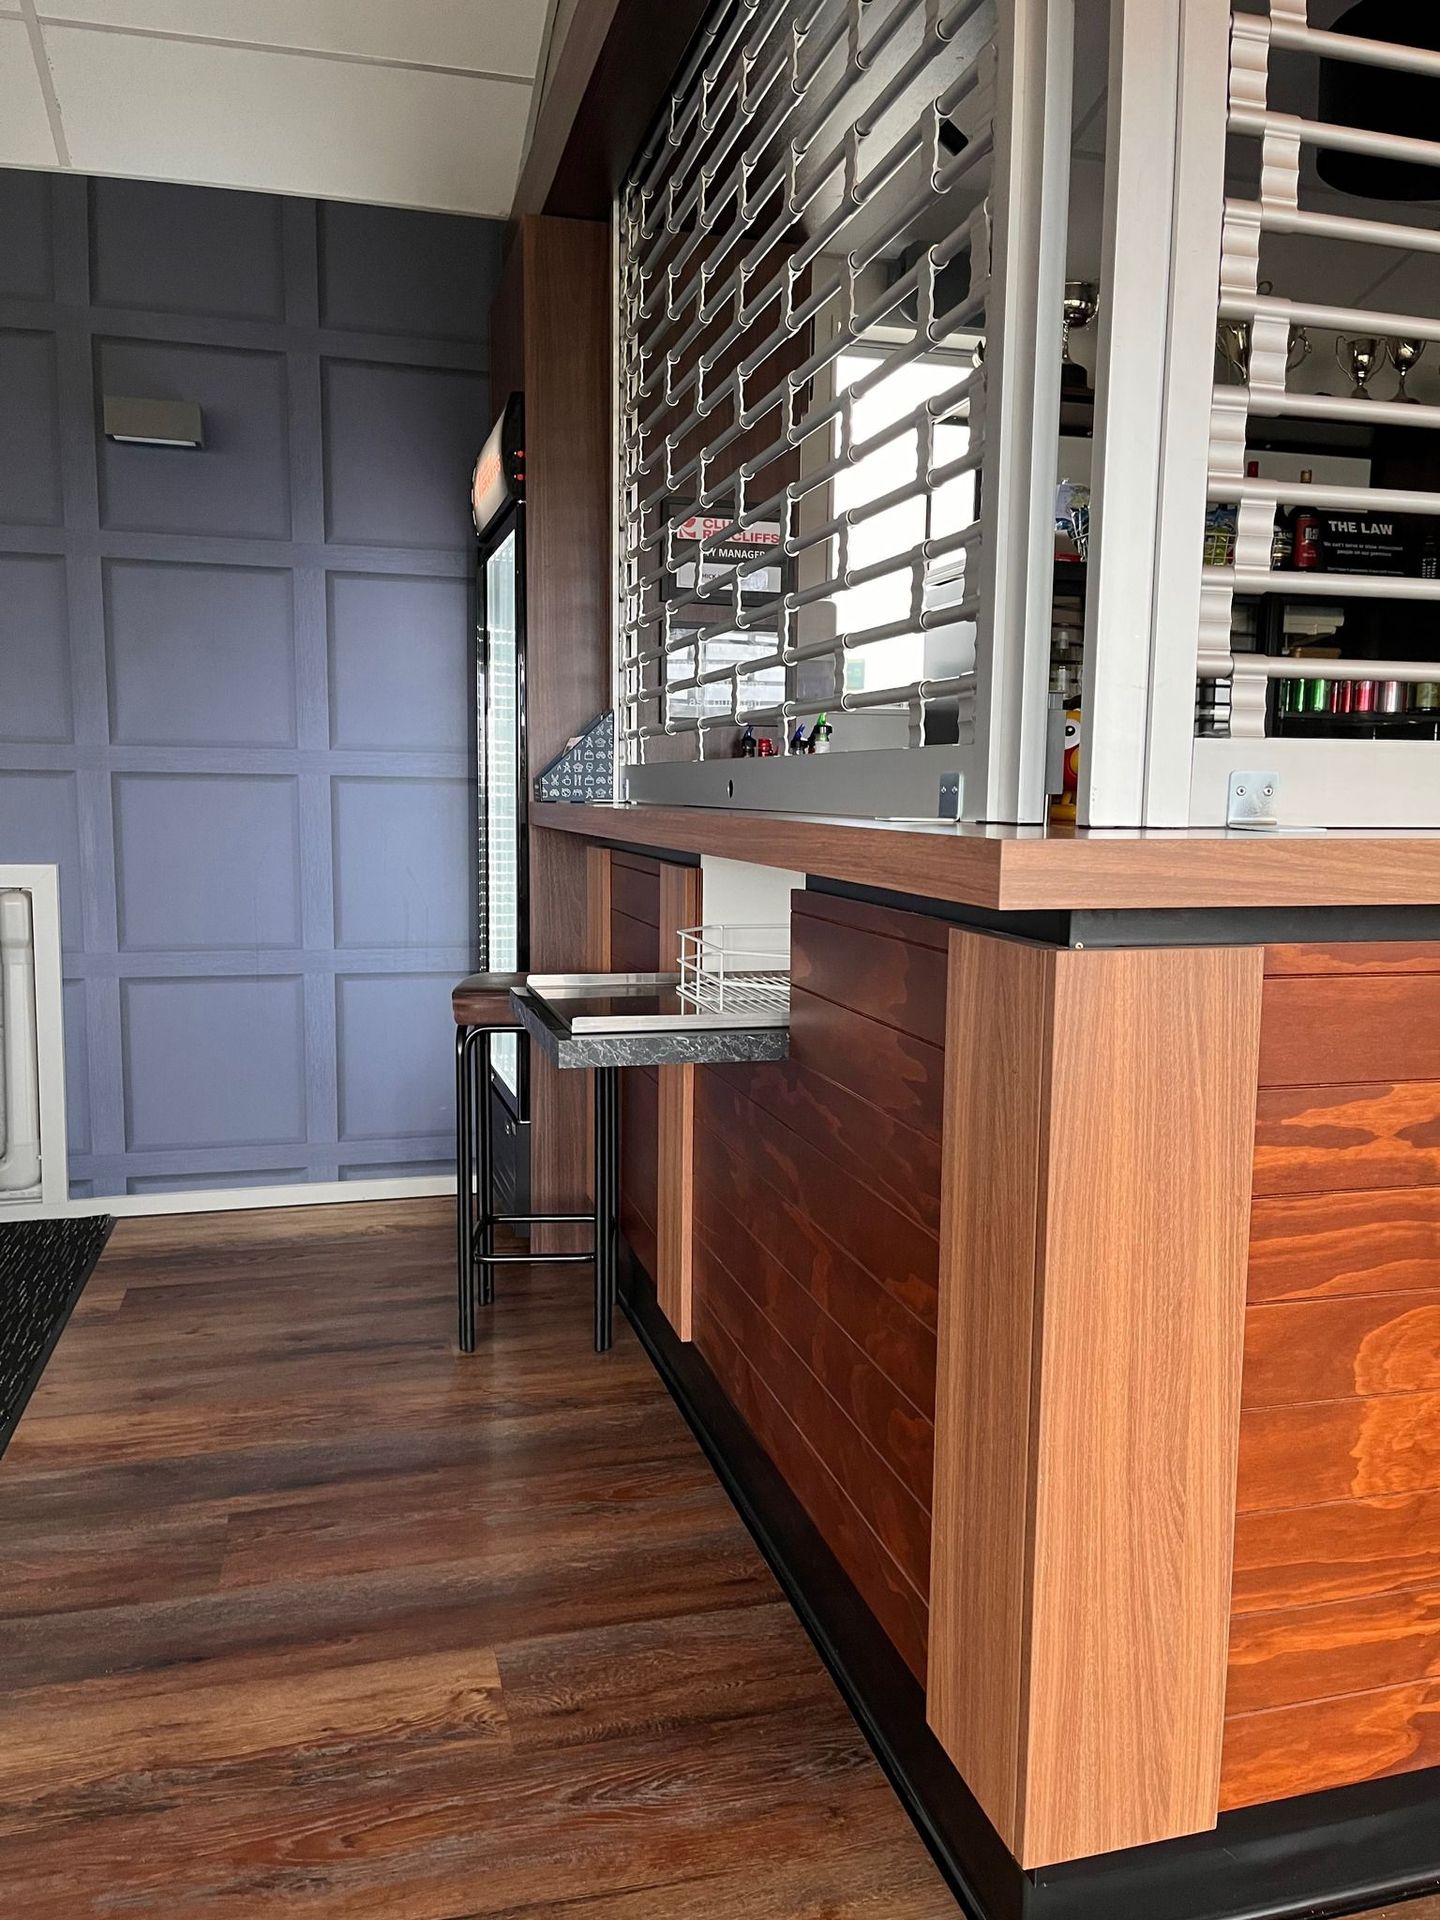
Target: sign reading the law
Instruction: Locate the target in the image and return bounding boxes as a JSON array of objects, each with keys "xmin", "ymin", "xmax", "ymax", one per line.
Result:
[{"xmin": 1317, "ymin": 511, "xmax": 1409, "ymax": 577}]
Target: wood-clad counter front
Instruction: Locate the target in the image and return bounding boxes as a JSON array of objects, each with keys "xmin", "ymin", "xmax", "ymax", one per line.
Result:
[
  {"xmin": 555, "ymin": 814, "xmax": 1440, "ymax": 1908},
  {"xmin": 1225, "ymin": 942, "xmax": 1440, "ymax": 1813}
]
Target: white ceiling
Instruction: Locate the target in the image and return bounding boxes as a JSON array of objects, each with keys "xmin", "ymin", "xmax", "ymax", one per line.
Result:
[{"xmin": 0, "ymin": 0, "xmax": 558, "ymax": 217}]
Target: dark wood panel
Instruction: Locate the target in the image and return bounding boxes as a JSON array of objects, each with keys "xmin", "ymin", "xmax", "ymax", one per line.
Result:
[
  {"xmin": 1221, "ymin": 1680, "xmax": 1440, "ymax": 1811},
  {"xmin": 695, "ymin": 1120, "xmax": 936, "ymax": 1418},
  {"xmin": 531, "ymin": 831, "xmax": 594, "ymax": 1252},
  {"xmin": 1250, "ymin": 1189, "xmax": 1440, "ymax": 1303},
  {"xmin": 696, "ymin": 1075, "xmax": 939, "ymax": 1330},
  {"xmin": 787, "ymin": 986, "xmax": 944, "ymax": 1140},
  {"xmin": 612, "ymin": 850, "xmax": 662, "ymax": 877},
  {"xmin": 714, "ymin": 1058, "xmax": 942, "ymax": 1238},
  {"xmin": 697, "ymin": 1257, "xmax": 931, "ymax": 1595},
  {"xmin": 1266, "ymin": 943, "xmax": 1440, "ymax": 977},
  {"xmin": 512, "ymin": 218, "xmax": 610, "ymax": 1246},
  {"xmin": 612, "ymin": 859, "xmax": 661, "ymax": 931},
  {"xmin": 521, "ymin": 218, "xmax": 609, "ymax": 779},
  {"xmin": 656, "ymin": 862, "xmax": 702, "ymax": 1340},
  {"xmin": 794, "ymin": 889, "xmax": 949, "ymax": 954},
  {"xmin": 692, "ymin": 1282, "xmax": 930, "ymax": 1683},
  {"xmin": 621, "ymin": 1063, "xmax": 659, "ymax": 1281},
  {"xmin": 790, "ymin": 898, "xmax": 948, "ymax": 1049},
  {"xmin": 1245, "ymin": 1293, "xmax": 1440, "ymax": 1406},
  {"xmin": 1260, "ymin": 974, "xmax": 1440, "ymax": 1088},
  {"xmin": 1238, "ymin": 1390, "xmax": 1440, "ymax": 1511},
  {"xmin": 612, "ymin": 909, "xmax": 660, "ymax": 973},
  {"xmin": 694, "ymin": 1178, "xmax": 934, "ymax": 1505},
  {"xmin": 1253, "ymin": 1082, "xmax": 1440, "ymax": 1195},
  {"xmin": 1227, "ymin": 1581, "xmax": 1440, "ymax": 1716},
  {"xmin": 1233, "ymin": 1484, "xmax": 1440, "ymax": 1614}
]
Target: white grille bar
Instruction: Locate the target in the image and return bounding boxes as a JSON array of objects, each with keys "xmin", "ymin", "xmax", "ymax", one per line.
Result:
[{"xmin": 616, "ymin": 0, "xmax": 1071, "ymax": 819}]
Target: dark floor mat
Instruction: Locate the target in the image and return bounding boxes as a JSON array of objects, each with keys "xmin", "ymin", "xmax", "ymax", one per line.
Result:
[{"xmin": 0, "ymin": 1216, "xmax": 113, "ymax": 1458}]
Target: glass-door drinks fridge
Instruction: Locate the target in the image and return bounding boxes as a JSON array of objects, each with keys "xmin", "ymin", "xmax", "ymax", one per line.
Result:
[{"xmin": 470, "ymin": 395, "xmax": 527, "ymax": 1209}]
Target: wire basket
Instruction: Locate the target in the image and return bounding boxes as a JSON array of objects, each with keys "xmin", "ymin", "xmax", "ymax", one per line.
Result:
[{"xmin": 676, "ymin": 923, "xmax": 790, "ymax": 1021}]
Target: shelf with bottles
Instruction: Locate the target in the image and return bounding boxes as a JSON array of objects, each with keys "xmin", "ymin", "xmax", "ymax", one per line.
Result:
[{"xmin": 1271, "ymin": 676, "xmax": 1440, "ymax": 742}]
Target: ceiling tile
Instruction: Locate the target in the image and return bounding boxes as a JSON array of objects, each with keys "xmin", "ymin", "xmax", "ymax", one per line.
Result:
[
  {"xmin": 35, "ymin": 0, "xmax": 548, "ymax": 77},
  {"xmin": 43, "ymin": 26, "xmax": 532, "ymax": 215},
  {"xmin": 0, "ymin": 18, "xmax": 60, "ymax": 168}
]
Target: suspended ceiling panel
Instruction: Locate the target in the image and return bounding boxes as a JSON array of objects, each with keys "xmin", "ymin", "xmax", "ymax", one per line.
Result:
[{"xmin": 0, "ymin": 0, "xmax": 553, "ymax": 215}]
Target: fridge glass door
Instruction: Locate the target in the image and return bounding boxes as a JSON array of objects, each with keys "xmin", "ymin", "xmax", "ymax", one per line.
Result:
[{"xmin": 485, "ymin": 527, "xmax": 520, "ymax": 1097}]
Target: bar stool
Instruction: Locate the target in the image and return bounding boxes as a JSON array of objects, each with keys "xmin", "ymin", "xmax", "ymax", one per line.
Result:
[{"xmin": 453, "ymin": 972, "xmax": 618, "ymax": 1355}]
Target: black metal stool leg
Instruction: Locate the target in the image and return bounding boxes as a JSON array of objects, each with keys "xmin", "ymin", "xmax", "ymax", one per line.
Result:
[
  {"xmin": 456, "ymin": 1025, "xmax": 476, "ymax": 1352},
  {"xmin": 593, "ymin": 1066, "xmax": 619, "ymax": 1352},
  {"xmin": 477, "ymin": 1029, "xmax": 495, "ymax": 1306}
]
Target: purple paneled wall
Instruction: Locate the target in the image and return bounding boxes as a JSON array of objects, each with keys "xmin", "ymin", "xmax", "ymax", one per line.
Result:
[{"xmin": 0, "ymin": 169, "xmax": 499, "ymax": 1197}]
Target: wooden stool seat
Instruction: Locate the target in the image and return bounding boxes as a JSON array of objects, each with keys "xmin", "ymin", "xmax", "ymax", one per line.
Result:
[{"xmin": 452, "ymin": 971, "xmax": 528, "ymax": 1028}]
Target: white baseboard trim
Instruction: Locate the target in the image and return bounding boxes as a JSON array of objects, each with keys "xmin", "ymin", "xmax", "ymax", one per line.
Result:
[{"xmin": 0, "ymin": 1174, "xmax": 457, "ymax": 1224}]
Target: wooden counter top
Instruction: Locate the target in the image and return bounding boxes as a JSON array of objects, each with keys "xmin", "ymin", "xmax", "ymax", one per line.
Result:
[{"xmin": 530, "ymin": 802, "xmax": 1440, "ymax": 913}]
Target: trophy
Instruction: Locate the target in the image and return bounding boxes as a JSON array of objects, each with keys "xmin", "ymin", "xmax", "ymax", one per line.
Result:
[
  {"xmin": 1061, "ymin": 281, "xmax": 1098, "ymax": 396},
  {"xmin": 1336, "ymin": 334, "xmax": 1382, "ymax": 399},
  {"xmin": 1218, "ymin": 281, "xmax": 1312, "ymax": 386},
  {"xmin": 1218, "ymin": 318, "xmax": 1251, "ymax": 385},
  {"xmin": 1387, "ymin": 336, "xmax": 1426, "ymax": 402},
  {"xmin": 1216, "ymin": 313, "xmax": 1310, "ymax": 386}
]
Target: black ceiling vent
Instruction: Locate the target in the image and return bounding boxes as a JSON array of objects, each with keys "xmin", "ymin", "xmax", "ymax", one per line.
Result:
[{"xmin": 1315, "ymin": 0, "xmax": 1440, "ymax": 200}]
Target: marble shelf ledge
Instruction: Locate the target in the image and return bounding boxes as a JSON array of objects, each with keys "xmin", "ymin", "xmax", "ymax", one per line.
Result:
[{"xmin": 511, "ymin": 988, "xmax": 789, "ymax": 1071}]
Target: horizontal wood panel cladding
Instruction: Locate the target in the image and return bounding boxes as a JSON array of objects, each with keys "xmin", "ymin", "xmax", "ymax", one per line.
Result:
[
  {"xmin": 1232, "ymin": 1484, "xmax": 1440, "ymax": 1615},
  {"xmin": 1227, "ymin": 944, "xmax": 1440, "ymax": 1812},
  {"xmin": 695, "ymin": 1140, "xmax": 934, "ymax": 1494},
  {"xmin": 691, "ymin": 894, "xmax": 943, "ymax": 1680},
  {"xmin": 1259, "ymin": 972, "xmax": 1440, "ymax": 1087},
  {"xmin": 693, "ymin": 1281, "xmax": 931, "ymax": 1681},
  {"xmin": 697, "ymin": 1072, "xmax": 938, "ymax": 1330},
  {"xmin": 786, "ymin": 988, "xmax": 943, "ymax": 1138},
  {"xmin": 1253, "ymin": 1082, "xmax": 1440, "ymax": 1195},
  {"xmin": 1228, "ymin": 1582, "xmax": 1440, "ymax": 1716},
  {"xmin": 611, "ymin": 856, "xmax": 661, "ymax": 930},
  {"xmin": 1220, "ymin": 1680, "xmax": 1440, "ymax": 1812},
  {"xmin": 1249, "ymin": 1189, "xmax": 1440, "ymax": 1303},
  {"xmin": 698, "ymin": 1252, "xmax": 931, "ymax": 1592},
  {"xmin": 713, "ymin": 1058, "xmax": 941, "ymax": 1237},
  {"xmin": 1238, "ymin": 1390, "xmax": 1440, "ymax": 1510},
  {"xmin": 1266, "ymin": 942, "xmax": 1440, "ymax": 978},
  {"xmin": 790, "ymin": 894, "xmax": 947, "ymax": 1049},
  {"xmin": 1244, "ymin": 1293, "xmax": 1440, "ymax": 1406},
  {"xmin": 696, "ymin": 1117, "xmax": 937, "ymax": 1418}
]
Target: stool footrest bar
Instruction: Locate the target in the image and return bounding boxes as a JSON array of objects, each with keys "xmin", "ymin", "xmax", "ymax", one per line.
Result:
[
  {"xmin": 476, "ymin": 1250, "xmax": 596, "ymax": 1267},
  {"xmin": 491, "ymin": 1210, "xmax": 594, "ymax": 1225}
]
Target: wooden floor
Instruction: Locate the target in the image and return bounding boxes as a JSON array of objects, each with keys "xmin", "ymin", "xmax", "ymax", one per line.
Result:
[{"xmin": 0, "ymin": 1198, "xmax": 959, "ymax": 1918}]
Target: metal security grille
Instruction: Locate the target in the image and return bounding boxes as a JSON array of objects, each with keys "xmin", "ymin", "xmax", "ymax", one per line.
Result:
[
  {"xmin": 1204, "ymin": 2, "xmax": 1440, "ymax": 739},
  {"xmin": 616, "ymin": 0, "xmax": 1073, "ymax": 820}
]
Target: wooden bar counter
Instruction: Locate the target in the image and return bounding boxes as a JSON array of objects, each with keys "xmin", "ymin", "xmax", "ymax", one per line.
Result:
[{"xmin": 534, "ymin": 800, "xmax": 1440, "ymax": 1920}]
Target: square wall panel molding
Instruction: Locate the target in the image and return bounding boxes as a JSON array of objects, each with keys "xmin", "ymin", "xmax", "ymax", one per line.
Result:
[
  {"xmin": 95, "ymin": 338, "xmax": 292, "ymax": 540},
  {"xmin": 0, "ymin": 171, "xmax": 493, "ymax": 1200}
]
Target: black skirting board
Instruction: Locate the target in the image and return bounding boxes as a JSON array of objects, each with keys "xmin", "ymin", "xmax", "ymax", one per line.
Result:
[
  {"xmin": 0, "ymin": 1215, "xmax": 113, "ymax": 1458},
  {"xmin": 618, "ymin": 1243, "xmax": 1440, "ymax": 1920}
]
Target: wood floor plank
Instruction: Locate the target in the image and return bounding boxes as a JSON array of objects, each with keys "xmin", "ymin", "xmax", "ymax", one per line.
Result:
[{"xmin": 0, "ymin": 1197, "xmax": 957, "ymax": 1919}]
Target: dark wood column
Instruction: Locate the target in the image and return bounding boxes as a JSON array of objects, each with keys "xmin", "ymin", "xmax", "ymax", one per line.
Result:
[{"xmin": 487, "ymin": 215, "xmax": 610, "ymax": 1246}]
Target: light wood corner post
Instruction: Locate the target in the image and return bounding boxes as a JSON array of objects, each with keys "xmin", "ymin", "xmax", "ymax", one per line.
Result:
[
  {"xmin": 926, "ymin": 929, "xmax": 1263, "ymax": 1866},
  {"xmin": 656, "ymin": 862, "xmax": 701, "ymax": 1339}
]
